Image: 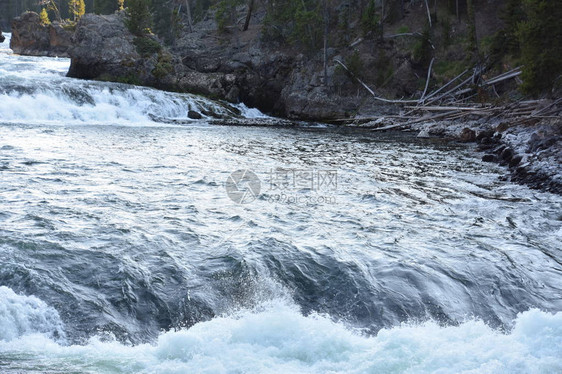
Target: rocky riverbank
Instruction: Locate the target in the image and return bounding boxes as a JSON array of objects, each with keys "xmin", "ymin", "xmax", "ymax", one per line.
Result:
[
  {"xmin": 10, "ymin": 12, "xmax": 72, "ymax": 57},
  {"xmin": 411, "ymin": 117, "xmax": 562, "ymax": 194}
]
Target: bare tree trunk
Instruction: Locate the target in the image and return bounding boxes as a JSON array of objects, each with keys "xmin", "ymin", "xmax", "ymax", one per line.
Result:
[
  {"xmin": 380, "ymin": 0, "xmax": 384, "ymax": 38},
  {"xmin": 420, "ymin": 57, "xmax": 435, "ymax": 101},
  {"xmin": 323, "ymin": 0, "xmax": 328, "ymax": 85},
  {"xmin": 424, "ymin": 0, "xmax": 432, "ymax": 27},
  {"xmin": 466, "ymin": 0, "xmax": 477, "ymax": 55},
  {"xmin": 184, "ymin": 0, "xmax": 193, "ymax": 33},
  {"xmin": 243, "ymin": 0, "xmax": 254, "ymax": 31},
  {"xmin": 433, "ymin": 0, "xmax": 437, "ymax": 23},
  {"xmin": 456, "ymin": 0, "xmax": 459, "ymax": 21},
  {"xmin": 54, "ymin": 0, "xmax": 62, "ymax": 22}
]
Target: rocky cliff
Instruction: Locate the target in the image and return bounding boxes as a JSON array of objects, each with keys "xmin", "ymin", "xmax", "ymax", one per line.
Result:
[
  {"xmin": 68, "ymin": 13, "xmax": 145, "ymax": 81},
  {"xmin": 10, "ymin": 12, "xmax": 72, "ymax": 57},
  {"xmin": 66, "ymin": 11, "xmax": 394, "ymax": 120}
]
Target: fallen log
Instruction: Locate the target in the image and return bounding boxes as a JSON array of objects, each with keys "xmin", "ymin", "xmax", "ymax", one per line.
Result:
[
  {"xmin": 372, "ymin": 123, "xmax": 409, "ymax": 131},
  {"xmin": 384, "ymin": 32, "xmax": 423, "ymax": 39},
  {"xmin": 482, "ymin": 69, "xmax": 522, "ymax": 86},
  {"xmin": 424, "ymin": 76, "xmax": 473, "ymax": 105},
  {"xmin": 405, "ymin": 105, "xmax": 491, "ymax": 111},
  {"xmin": 334, "ymin": 59, "xmax": 419, "ymax": 104},
  {"xmin": 422, "ymin": 69, "xmax": 469, "ymax": 103}
]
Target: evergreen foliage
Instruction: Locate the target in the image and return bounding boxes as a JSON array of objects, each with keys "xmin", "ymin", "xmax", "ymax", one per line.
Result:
[
  {"xmin": 412, "ymin": 24, "xmax": 432, "ymax": 68},
  {"xmin": 466, "ymin": 0, "xmax": 477, "ymax": 55},
  {"xmin": 517, "ymin": 0, "xmax": 562, "ymax": 94},
  {"xmin": 94, "ymin": 0, "xmax": 119, "ymax": 14},
  {"xmin": 361, "ymin": 0, "xmax": 380, "ymax": 37},
  {"xmin": 125, "ymin": 0, "xmax": 152, "ymax": 35},
  {"xmin": 133, "ymin": 35, "xmax": 161, "ymax": 55},
  {"xmin": 3, "ymin": 0, "xmax": 561, "ymax": 97},
  {"xmin": 214, "ymin": 0, "xmax": 244, "ymax": 33},
  {"xmin": 151, "ymin": 0, "xmax": 173, "ymax": 42},
  {"xmin": 262, "ymin": 0, "xmax": 323, "ymax": 49}
]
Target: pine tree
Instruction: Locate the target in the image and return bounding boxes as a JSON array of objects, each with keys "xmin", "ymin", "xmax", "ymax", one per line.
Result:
[
  {"xmin": 215, "ymin": 0, "xmax": 244, "ymax": 33},
  {"xmin": 125, "ymin": 0, "xmax": 153, "ymax": 35},
  {"xmin": 69, "ymin": 0, "xmax": 86, "ymax": 20},
  {"xmin": 39, "ymin": 0, "xmax": 62, "ymax": 22},
  {"xmin": 466, "ymin": 0, "xmax": 477, "ymax": 55},
  {"xmin": 94, "ymin": 0, "xmax": 119, "ymax": 14},
  {"xmin": 40, "ymin": 7, "xmax": 51, "ymax": 25},
  {"xmin": 503, "ymin": 0, "xmax": 523, "ymax": 55},
  {"xmin": 518, "ymin": 0, "xmax": 562, "ymax": 94},
  {"xmin": 151, "ymin": 0, "xmax": 173, "ymax": 42}
]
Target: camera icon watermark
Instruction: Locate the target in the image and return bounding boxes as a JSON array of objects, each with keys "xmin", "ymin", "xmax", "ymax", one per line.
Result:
[
  {"xmin": 225, "ymin": 168, "xmax": 338, "ymax": 205},
  {"xmin": 224, "ymin": 169, "xmax": 261, "ymax": 204}
]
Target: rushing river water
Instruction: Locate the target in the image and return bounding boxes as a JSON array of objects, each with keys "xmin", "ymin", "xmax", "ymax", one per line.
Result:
[{"xmin": 1, "ymin": 33, "xmax": 561, "ymax": 373}]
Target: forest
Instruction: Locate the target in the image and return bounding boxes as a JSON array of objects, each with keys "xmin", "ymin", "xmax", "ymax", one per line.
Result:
[{"xmin": 1, "ymin": 0, "xmax": 561, "ymax": 95}]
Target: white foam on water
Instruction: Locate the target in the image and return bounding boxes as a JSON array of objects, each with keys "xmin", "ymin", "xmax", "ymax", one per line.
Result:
[
  {"xmin": 0, "ymin": 286, "xmax": 66, "ymax": 343},
  {"xmin": 0, "ymin": 32, "xmax": 264, "ymax": 126},
  {"xmin": 0, "ymin": 84, "xmax": 255, "ymax": 127},
  {"xmin": 233, "ymin": 103, "xmax": 269, "ymax": 119},
  {"xmin": 0, "ymin": 288, "xmax": 560, "ymax": 374}
]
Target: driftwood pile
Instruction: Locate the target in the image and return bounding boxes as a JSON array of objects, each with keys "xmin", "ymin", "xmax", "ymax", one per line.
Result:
[{"xmin": 334, "ymin": 61, "xmax": 561, "ymax": 131}]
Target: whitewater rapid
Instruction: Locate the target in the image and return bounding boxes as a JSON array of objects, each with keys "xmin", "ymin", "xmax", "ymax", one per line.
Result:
[
  {"xmin": 1, "ymin": 286, "xmax": 561, "ymax": 374},
  {"xmin": 1, "ymin": 33, "xmax": 562, "ymax": 373},
  {"xmin": 0, "ymin": 33, "xmax": 263, "ymax": 126}
]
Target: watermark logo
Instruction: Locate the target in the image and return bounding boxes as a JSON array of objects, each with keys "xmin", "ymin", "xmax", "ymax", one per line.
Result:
[
  {"xmin": 267, "ymin": 168, "xmax": 337, "ymax": 191},
  {"xmin": 225, "ymin": 169, "xmax": 261, "ymax": 204},
  {"xmin": 225, "ymin": 168, "xmax": 338, "ymax": 205}
]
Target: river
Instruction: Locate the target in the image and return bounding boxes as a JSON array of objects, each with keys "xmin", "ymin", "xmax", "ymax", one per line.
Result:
[{"xmin": 1, "ymin": 33, "xmax": 561, "ymax": 373}]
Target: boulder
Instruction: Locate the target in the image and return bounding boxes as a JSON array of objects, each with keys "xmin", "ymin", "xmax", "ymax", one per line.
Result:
[
  {"xmin": 68, "ymin": 13, "xmax": 140, "ymax": 80},
  {"xmin": 482, "ymin": 154, "xmax": 497, "ymax": 162},
  {"xmin": 10, "ymin": 12, "xmax": 72, "ymax": 57},
  {"xmin": 476, "ymin": 130, "xmax": 495, "ymax": 143},
  {"xmin": 187, "ymin": 110, "xmax": 202, "ymax": 119},
  {"xmin": 492, "ymin": 145, "xmax": 506, "ymax": 155},
  {"xmin": 495, "ymin": 122, "xmax": 510, "ymax": 132},
  {"xmin": 459, "ymin": 127, "xmax": 476, "ymax": 142},
  {"xmin": 500, "ymin": 147, "xmax": 514, "ymax": 164},
  {"xmin": 509, "ymin": 155, "xmax": 522, "ymax": 168},
  {"xmin": 68, "ymin": 13, "xmax": 181, "ymax": 91},
  {"xmin": 0, "ymin": 30, "xmax": 4, "ymax": 43}
]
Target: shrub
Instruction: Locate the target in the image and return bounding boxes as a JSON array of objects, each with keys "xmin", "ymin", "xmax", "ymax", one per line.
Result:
[
  {"xmin": 346, "ymin": 50, "xmax": 363, "ymax": 79},
  {"xmin": 214, "ymin": 0, "xmax": 243, "ymax": 33},
  {"xmin": 361, "ymin": 0, "xmax": 381, "ymax": 38},
  {"xmin": 134, "ymin": 36, "xmax": 161, "ymax": 56},
  {"xmin": 152, "ymin": 52, "xmax": 173, "ymax": 78}
]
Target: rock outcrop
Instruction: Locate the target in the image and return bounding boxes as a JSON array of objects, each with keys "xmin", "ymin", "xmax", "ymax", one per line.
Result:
[
  {"xmin": 0, "ymin": 30, "xmax": 5, "ymax": 43},
  {"xmin": 10, "ymin": 12, "xmax": 72, "ymax": 57},
  {"xmin": 68, "ymin": 13, "xmax": 184, "ymax": 91},
  {"xmin": 68, "ymin": 13, "xmax": 140, "ymax": 80},
  {"xmin": 170, "ymin": 19, "xmax": 395, "ymax": 120},
  {"xmin": 67, "ymin": 12, "xmax": 393, "ymax": 120}
]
